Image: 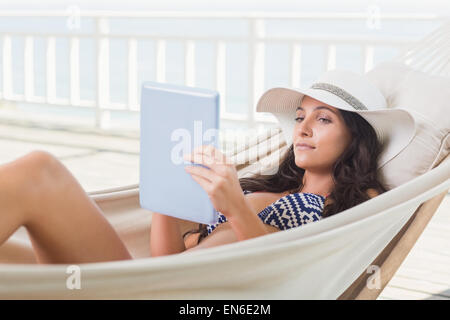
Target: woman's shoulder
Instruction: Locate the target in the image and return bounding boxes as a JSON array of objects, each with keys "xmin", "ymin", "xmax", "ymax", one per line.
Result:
[
  {"xmin": 366, "ymin": 188, "xmax": 380, "ymax": 199},
  {"xmin": 324, "ymin": 188, "xmax": 379, "ymax": 206},
  {"xmin": 244, "ymin": 188, "xmax": 379, "ymax": 210},
  {"xmin": 244, "ymin": 190, "xmax": 290, "ymax": 213}
]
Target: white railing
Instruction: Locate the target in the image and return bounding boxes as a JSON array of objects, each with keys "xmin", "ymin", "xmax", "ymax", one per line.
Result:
[{"xmin": 0, "ymin": 10, "xmax": 447, "ymax": 132}]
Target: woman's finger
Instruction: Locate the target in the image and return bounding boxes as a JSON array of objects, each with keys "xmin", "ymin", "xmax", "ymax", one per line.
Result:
[
  {"xmin": 188, "ymin": 171, "xmax": 212, "ymax": 193},
  {"xmin": 187, "ymin": 153, "xmax": 236, "ymax": 179},
  {"xmin": 184, "ymin": 153, "xmax": 220, "ymax": 172},
  {"xmin": 194, "ymin": 144, "xmax": 216, "ymax": 157},
  {"xmin": 191, "ymin": 145, "xmax": 229, "ymax": 165},
  {"xmin": 198, "ymin": 146, "xmax": 233, "ymax": 166},
  {"xmin": 184, "ymin": 165, "xmax": 217, "ymax": 183}
]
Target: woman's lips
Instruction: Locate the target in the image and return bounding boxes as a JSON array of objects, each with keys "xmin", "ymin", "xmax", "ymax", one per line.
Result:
[{"xmin": 295, "ymin": 143, "xmax": 315, "ymax": 150}]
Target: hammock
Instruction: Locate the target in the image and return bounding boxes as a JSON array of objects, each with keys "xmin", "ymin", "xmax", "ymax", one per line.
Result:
[{"xmin": 0, "ymin": 20, "xmax": 449, "ymax": 300}]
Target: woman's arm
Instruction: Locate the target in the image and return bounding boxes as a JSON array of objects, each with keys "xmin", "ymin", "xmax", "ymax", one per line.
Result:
[
  {"xmin": 226, "ymin": 197, "xmax": 269, "ymax": 241},
  {"xmin": 184, "ymin": 232, "xmax": 200, "ymax": 249},
  {"xmin": 150, "ymin": 212, "xmax": 186, "ymax": 257},
  {"xmin": 183, "ymin": 145, "xmax": 271, "ymax": 246}
]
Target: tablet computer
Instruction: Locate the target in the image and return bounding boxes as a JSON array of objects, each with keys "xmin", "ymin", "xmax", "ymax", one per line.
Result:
[{"xmin": 139, "ymin": 81, "xmax": 220, "ymax": 225}]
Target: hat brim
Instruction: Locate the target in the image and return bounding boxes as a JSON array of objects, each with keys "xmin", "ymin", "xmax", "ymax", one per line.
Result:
[{"xmin": 256, "ymin": 87, "xmax": 416, "ymax": 169}]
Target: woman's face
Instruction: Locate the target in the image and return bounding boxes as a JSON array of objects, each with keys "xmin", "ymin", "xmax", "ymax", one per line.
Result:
[{"xmin": 293, "ymin": 95, "xmax": 352, "ymax": 172}]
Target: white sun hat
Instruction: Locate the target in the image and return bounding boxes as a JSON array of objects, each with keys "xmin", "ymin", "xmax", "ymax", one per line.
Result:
[{"xmin": 256, "ymin": 69, "xmax": 417, "ymax": 169}]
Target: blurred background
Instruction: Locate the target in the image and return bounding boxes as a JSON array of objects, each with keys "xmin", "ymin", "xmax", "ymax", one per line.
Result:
[
  {"xmin": 1, "ymin": 0, "xmax": 449, "ymax": 134},
  {"xmin": 0, "ymin": 0, "xmax": 449, "ymax": 300}
]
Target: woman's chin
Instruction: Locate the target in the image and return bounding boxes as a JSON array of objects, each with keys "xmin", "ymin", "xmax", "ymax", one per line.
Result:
[{"xmin": 294, "ymin": 158, "xmax": 311, "ymax": 169}]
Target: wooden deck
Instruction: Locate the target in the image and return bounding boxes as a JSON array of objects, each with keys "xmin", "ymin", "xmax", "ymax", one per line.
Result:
[
  {"xmin": 377, "ymin": 194, "xmax": 450, "ymax": 300},
  {"xmin": 0, "ymin": 120, "xmax": 448, "ymax": 300}
]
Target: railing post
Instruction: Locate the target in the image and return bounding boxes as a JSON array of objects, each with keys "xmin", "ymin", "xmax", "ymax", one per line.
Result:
[
  {"xmin": 250, "ymin": 19, "xmax": 269, "ymax": 127},
  {"xmin": 96, "ymin": 17, "xmax": 110, "ymax": 129},
  {"xmin": 156, "ymin": 39, "xmax": 166, "ymax": 83},
  {"xmin": 363, "ymin": 45, "xmax": 375, "ymax": 72},
  {"xmin": 24, "ymin": 36, "xmax": 35, "ymax": 101},
  {"xmin": 290, "ymin": 43, "xmax": 302, "ymax": 88},
  {"xmin": 46, "ymin": 36, "xmax": 56, "ymax": 104},
  {"xmin": 215, "ymin": 40, "xmax": 226, "ymax": 119},
  {"xmin": 127, "ymin": 37, "xmax": 138, "ymax": 110},
  {"xmin": 69, "ymin": 36, "xmax": 80, "ymax": 105},
  {"xmin": 325, "ymin": 44, "xmax": 336, "ymax": 71},
  {"xmin": 248, "ymin": 18, "xmax": 265, "ymax": 130},
  {"xmin": 185, "ymin": 40, "xmax": 196, "ymax": 87},
  {"xmin": 2, "ymin": 35, "xmax": 13, "ymax": 99}
]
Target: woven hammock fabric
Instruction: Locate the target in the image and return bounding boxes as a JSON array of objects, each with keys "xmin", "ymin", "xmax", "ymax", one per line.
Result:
[{"xmin": 0, "ymin": 153, "xmax": 448, "ymax": 299}]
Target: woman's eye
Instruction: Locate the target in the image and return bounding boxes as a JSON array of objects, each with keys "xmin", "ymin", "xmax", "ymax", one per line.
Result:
[{"xmin": 295, "ymin": 117, "xmax": 331, "ymax": 123}]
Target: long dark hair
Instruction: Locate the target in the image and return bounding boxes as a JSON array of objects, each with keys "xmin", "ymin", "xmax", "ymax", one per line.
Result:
[{"xmin": 184, "ymin": 109, "xmax": 388, "ymax": 244}]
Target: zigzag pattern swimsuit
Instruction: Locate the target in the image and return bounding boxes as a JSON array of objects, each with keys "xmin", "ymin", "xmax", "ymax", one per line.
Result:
[{"xmin": 206, "ymin": 190, "xmax": 327, "ymax": 235}]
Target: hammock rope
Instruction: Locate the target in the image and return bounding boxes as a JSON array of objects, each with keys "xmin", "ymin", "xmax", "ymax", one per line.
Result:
[{"xmin": 392, "ymin": 20, "xmax": 450, "ymax": 77}]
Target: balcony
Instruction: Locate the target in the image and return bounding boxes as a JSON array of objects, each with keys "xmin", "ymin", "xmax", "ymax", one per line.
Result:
[
  {"xmin": 0, "ymin": 9, "xmax": 446, "ymax": 190},
  {"xmin": 0, "ymin": 8, "xmax": 449, "ymax": 299}
]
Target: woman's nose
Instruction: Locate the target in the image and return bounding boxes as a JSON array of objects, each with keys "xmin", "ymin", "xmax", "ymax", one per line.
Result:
[{"xmin": 296, "ymin": 117, "xmax": 313, "ymax": 137}]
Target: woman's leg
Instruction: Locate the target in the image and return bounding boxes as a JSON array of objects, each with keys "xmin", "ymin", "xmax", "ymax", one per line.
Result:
[{"xmin": 0, "ymin": 150, "xmax": 132, "ymax": 264}]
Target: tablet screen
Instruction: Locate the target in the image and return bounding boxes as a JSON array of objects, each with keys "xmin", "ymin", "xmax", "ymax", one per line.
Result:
[{"xmin": 139, "ymin": 81, "xmax": 220, "ymax": 225}]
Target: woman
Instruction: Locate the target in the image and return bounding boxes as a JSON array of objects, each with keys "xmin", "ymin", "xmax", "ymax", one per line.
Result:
[
  {"xmin": 0, "ymin": 69, "xmax": 415, "ymax": 264},
  {"xmin": 152, "ymin": 69, "xmax": 415, "ymax": 255},
  {"xmin": 175, "ymin": 95, "xmax": 383, "ymax": 252}
]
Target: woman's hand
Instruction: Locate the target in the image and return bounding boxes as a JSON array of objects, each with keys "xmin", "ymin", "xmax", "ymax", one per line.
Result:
[{"xmin": 183, "ymin": 145, "xmax": 247, "ymax": 219}]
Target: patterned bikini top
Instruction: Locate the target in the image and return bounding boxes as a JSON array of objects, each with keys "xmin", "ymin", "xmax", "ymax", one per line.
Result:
[{"xmin": 206, "ymin": 190, "xmax": 327, "ymax": 235}]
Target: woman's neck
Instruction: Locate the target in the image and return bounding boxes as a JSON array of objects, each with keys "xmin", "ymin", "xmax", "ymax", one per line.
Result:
[{"xmin": 300, "ymin": 170, "xmax": 334, "ymax": 197}]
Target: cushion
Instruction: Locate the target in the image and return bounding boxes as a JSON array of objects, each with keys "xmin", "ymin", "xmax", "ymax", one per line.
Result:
[{"xmin": 365, "ymin": 61, "xmax": 450, "ymax": 190}]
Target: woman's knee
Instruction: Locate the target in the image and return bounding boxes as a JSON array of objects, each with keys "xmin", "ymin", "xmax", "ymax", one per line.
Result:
[
  {"xmin": 0, "ymin": 150, "xmax": 62, "ymax": 220},
  {"xmin": 24, "ymin": 150, "xmax": 61, "ymax": 177},
  {"xmin": 19, "ymin": 150, "xmax": 67, "ymax": 199}
]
